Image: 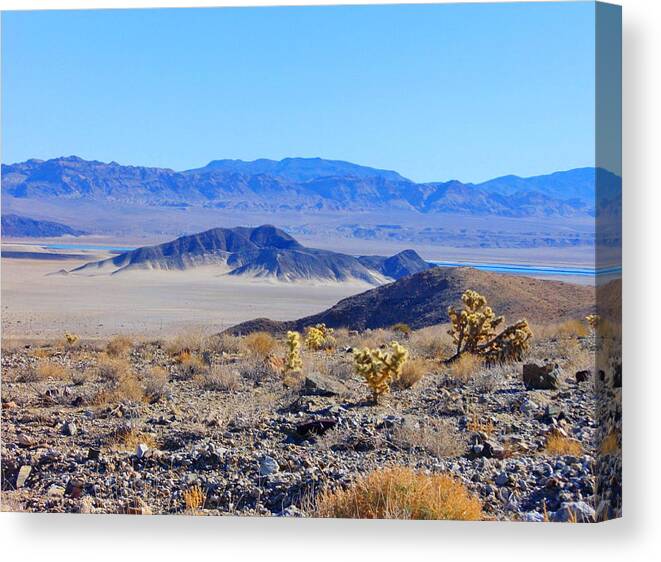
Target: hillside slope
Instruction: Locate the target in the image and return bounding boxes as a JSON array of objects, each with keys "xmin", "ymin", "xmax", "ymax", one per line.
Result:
[{"xmin": 228, "ymin": 266, "xmax": 595, "ymax": 334}]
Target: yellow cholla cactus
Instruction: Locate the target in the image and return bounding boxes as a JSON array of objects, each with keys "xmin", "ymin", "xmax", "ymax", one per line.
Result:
[
  {"xmin": 305, "ymin": 323, "xmax": 335, "ymax": 350},
  {"xmin": 353, "ymin": 341, "xmax": 409, "ymax": 403},
  {"xmin": 64, "ymin": 332, "xmax": 79, "ymax": 347},
  {"xmin": 447, "ymin": 289, "xmax": 532, "ymax": 365},
  {"xmin": 285, "ymin": 331, "xmax": 303, "ymax": 373},
  {"xmin": 585, "ymin": 314, "xmax": 600, "ymax": 330}
]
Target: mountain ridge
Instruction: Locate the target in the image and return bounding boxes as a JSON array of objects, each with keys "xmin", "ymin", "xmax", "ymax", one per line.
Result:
[{"xmin": 1, "ymin": 156, "xmax": 621, "ymax": 218}]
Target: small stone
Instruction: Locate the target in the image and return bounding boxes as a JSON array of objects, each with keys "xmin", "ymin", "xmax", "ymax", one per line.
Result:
[
  {"xmin": 520, "ymin": 511, "xmax": 545, "ymax": 522},
  {"xmin": 88, "ymin": 447, "xmax": 101, "ymax": 461},
  {"xmin": 122, "ymin": 498, "xmax": 152, "ymax": 515},
  {"xmin": 17, "ymin": 433, "xmax": 35, "ymax": 447},
  {"xmin": 136, "ymin": 443, "xmax": 150, "ymax": 459},
  {"xmin": 259, "ymin": 455, "xmax": 279, "ymax": 476},
  {"xmin": 553, "ymin": 501, "xmax": 595, "ymax": 523},
  {"xmin": 47, "ymin": 484, "xmax": 65, "ymax": 497},
  {"xmin": 16, "ymin": 465, "xmax": 32, "ymax": 488},
  {"xmin": 65, "ymin": 478, "xmax": 85, "ymax": 498},
  {"xmin": 519, "ymin": 398, "xmax": 538, "ymax": 415},
  {"xmin": 495, "ymin": 472, "xmax": 510, "ymax": 486},
  {"xmin": 62, "ymin": 421, "xmax": 77, "ymax": 436},
  {"xmin": 575, "ymin": 370, "xmax": 591, "ymax": 383}
]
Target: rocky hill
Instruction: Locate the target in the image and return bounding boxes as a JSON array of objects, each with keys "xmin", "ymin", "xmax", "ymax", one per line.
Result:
[
  {"xmin": 228, "ymin": 266, "xmax": 595, "ymax": 334},
  {"xmin": 1, "ymin": 214, "xmax": 87, "ymax": 238},
  {"xmin": 70, "ymin": 225, "xmax": 428, "ymax": 284}
]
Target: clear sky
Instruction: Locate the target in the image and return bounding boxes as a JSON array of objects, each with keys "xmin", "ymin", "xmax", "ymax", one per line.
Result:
[{"xmin": 1, "ymin": 2, "xmax": 596, "ymax": 183}]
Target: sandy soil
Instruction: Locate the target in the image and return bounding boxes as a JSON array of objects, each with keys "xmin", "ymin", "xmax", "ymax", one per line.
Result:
[{"xmin": 1, "ymin": 255, "xmax": 373, "ymax": 340}]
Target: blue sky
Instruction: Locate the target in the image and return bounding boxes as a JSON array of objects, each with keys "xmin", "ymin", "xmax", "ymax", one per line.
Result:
[{"xmin": 1, "ymin": 3, "xmax": 596, "ymax": 183}]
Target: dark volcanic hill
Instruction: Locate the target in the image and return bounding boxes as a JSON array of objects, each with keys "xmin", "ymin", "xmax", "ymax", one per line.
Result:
[
  {"xmin": 70, "ymin": 225, "xmax": 428, "ymax": 284},
  {"xmin": 357, "ymin": 249, "xmax": 432, "ymax": 279},
  {"xmin": 227, "ymin": 266, "xmax": 595, "ymax": 334},
  {"xmin": 1, "ymin": 156, "xmax": 619, "ymax": 218},
  {"xmin": 1, "ymin": 214, "xmax": 87, "ymax": 237}
]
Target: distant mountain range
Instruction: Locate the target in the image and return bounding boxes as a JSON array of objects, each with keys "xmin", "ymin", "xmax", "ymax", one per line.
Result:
[
  {"xmin": 228, "ymin": 266, "xmax": 596, "ymax": 334},
  {"xmin": 1, "ymin": 213, "xmax": 87, "ymax": 238},
  {"xmin": 70, "ymin": 225, "xmax": 432, "ymax": 283},
  {"xmin": 1, "ymin": 156, "xmax": 620, "ymax": 218}
]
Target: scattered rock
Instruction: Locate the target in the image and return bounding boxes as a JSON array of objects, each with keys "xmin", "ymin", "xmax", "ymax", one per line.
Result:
[
  {"xmin": 259, "ymin": 455, "xmax": 280, "ymax": 476},
  {"xmin": 62, "ymin": 421, "xmax": 77, "ymax": 436},
  {"xmin": 136, "ymin": 443, "xmax": 150, "ymax": 459},
  {"xmin": 553, "ymin": 501, "xmax": 595, "ymax": 523},
  {"xmin": 575, "ymin": 370, "xmax": 591, "ymax": 383},
  {"xmin": 16, "ymin": 465, "xmax": 32, "ymax": 488},
  {"xmin": 523, "ymin": 363, "xmax": 561, "ymax": 390},
  {"xmin": 296, "ymin": 417, "xmax": 338, "ymax": 438},
  {"xmin": 302, "ymin": 373, "xmax": 346, "ymax": 397}
]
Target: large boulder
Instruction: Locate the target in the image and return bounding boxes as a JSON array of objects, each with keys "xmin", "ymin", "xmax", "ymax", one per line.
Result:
[
  {"xmin": 302, "ymin": 372, "xmax": 347, "ymax": 397},
  {"xmin": 522, "ymin": 363, "xmax": 561, "ymax": 390}
]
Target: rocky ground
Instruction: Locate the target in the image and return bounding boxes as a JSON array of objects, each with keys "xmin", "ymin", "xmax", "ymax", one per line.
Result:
[{"xmin": 0, "ymin": 326, "xmax": 622, "ymax": 521}]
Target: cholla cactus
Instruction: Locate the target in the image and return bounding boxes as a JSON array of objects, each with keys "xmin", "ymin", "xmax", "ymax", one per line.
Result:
[
  {"xmin": 64, "ymin": 333, "xmax": 79, "ymax": 347},
  {"xmin": 305, "ymin": 323, "xmax": 335, "ymax": 350},
  {"xmin": 447, "ymin": 289, "xmax": 532, "ymax": 365},
  {"xmin": 285, "ymin": 331, "xmax": 303, "ymax": 373},
  {"xmin": 585, "ymin": 314, "xmax": 600, "ymax": 330},
  {"xmin": 354, "ymin": 341, "xmax": 409, "ymax": 403}
]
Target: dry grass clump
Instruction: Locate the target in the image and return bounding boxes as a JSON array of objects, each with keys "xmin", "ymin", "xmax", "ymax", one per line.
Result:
[
  {"xmin": 467, "ymin": 413, "xmax": 495, "ymax": 435},
  {"xmin": 93, "ymin": 360, "xmax": 144, "ymax": 404},
  {"xmin": 392, "ymin": 357, "xmax": 429, "ymax": 390},
  {"xmin": 534, "ymin": 320, "xmax": 589, "ymax": 340},
  {"xmin": 242, "ymin": 332, "xmax": 276, "ymax": 358},
  {"xmin": 18, "ymin": 360, "xmax": 71, "ymax": 382},
  {"xmin": 391, "ymin": 322, "xmax": 412, "ymax": 338},
  {"xmin": 314, "ymin": 467, "xmax": 482, "ymax": 520},
  {"xmin": 409, "ymin": 325, "xmax": 454, "ymax": 360},
  {"xmin": 599, "ymin": 431, "xmax": 620, "ymax": 455},
  {"xmin": 143, "ymin": 366, "xmax": 170, "ymax": 402},
  {"xmin": 109, "ymin": 426, "xmax": 157, "ymax": 451},
  {"xmin": 205, "ymin": 333, "xmax": 242, "ymax": 356},
  {"xmin": 196, "ymin": 365, "xmax": 241, "ymax": 392},
  {"xmin": 97, "ymin": 357, "xmax": 132, "ymax": 382},
  {"xmin": 183, "ymin": 485, "xmax": 206, "ymax": 513},
  {"xmin": 544, "ymin": 434, "xmax": 583, "ymax": 456},
  {"xmin": 392, "ymin": 419, "xmax": 464, "ymax": 458},
  {"xmin": 177, "ymin": 355, "xmax": 208, "ymax": 379},
  {"xmin": 166, "ymin": 329, "xmax": 210, "ymax": 356},
  {"xmin": 448, "ymin": 353, "xmax": 484, "ymax": 382},
  {"xmin": 106, "ymin": 335, "xmax": 133, "ymax": 357}
]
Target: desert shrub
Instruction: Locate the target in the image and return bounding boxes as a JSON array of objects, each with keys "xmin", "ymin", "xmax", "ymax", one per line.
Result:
[
  {"xmin": 19, "ymin": 360, "xmax": 71, "ymax": 382},
  {"xmin": 544, "ymin": 433, "xmax": 583, "ymax": 456},
  {"xmin": 239, "ymin": 355, "xmax": 277, "ymax": 383},
  {"xmin": 109, "ymin": 426, "xmax": 157, "ymax": 450},
  {"xmin": 354, "ymin": 341, "xmax": 409, "ymax": 403},
  {"xmin": 198, "ymin": 365, "xmax": 241, "ymax": 392},
  {"xmin": 448, "ymin": 353, "xmax": 484, "ymax": 382},
  {"xmin": 534, "ymin": 320, "xmax": 589, "ymax": 340},
  {"xmin": 183, "ymin": 485, "xmax": 206, "ymax": 513},
  {"xmin": 205, "ymin": 333, "xmax": 242, "ymax": 355},
  {"xmin": 585, "ymin": 314, "xmax": 600, "ymax": 330},
  {"xmin": 242, "ymin": 332, "xmax": 276, "ymax": 358},
  {"xmin": 93, "ymin": 368, "xmax": 144, "ymax": 404},
  {"xmin": 447, "ymin": 289, "xmax": 532, "ymax": 365},
  {"xmin": 466, "ymin": 413, "xmax": 495, "ymax": 435},
  {"xmin": 391, "ymin": 323, "xmax": 412, "ymax": 338},
  {"xmin": 143, "ymin": 366, "xmax": 169, "ymax": 402},
  {"xmin": 285, "ymin": 331, "xmax": 303, "ymax": 373},
  {"xmin": 392, "ymin": 357, "xmax": 429, "ymax": 390},
  {"xmin": 409, "ymin": 325, "xmax": 454, "ymax": 360},
  {"xmin": 106, "ymin": 335, "xmax": 133, "ymax": 357},
  {"xmin": 71, "ymin": 370, "xmax": 89, "ymax": 386},
  {"xmin": 599, "ymin": 431, "xmax": 620, "ymax": 455},
  {"xmin": 97, "ymin": 357, "xmax": 132, "ymax": 382},
  {"xmin": 328, "ymin": 359, "xmax": 355, "ymax": 382},
  {"xmin": 391, "ymin": 420, "xmax": 464, "ymax": 458},
  {"xmin": 305, "ymin": 323, "xmax": 335, "ymax": 350},
  {"xmin": 177, "ymin": 355, "xmax": 208, "ymax": 379},
  {"xmin": 314, "ymin": 467, "xmax": 482, "ymax": 520}
]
